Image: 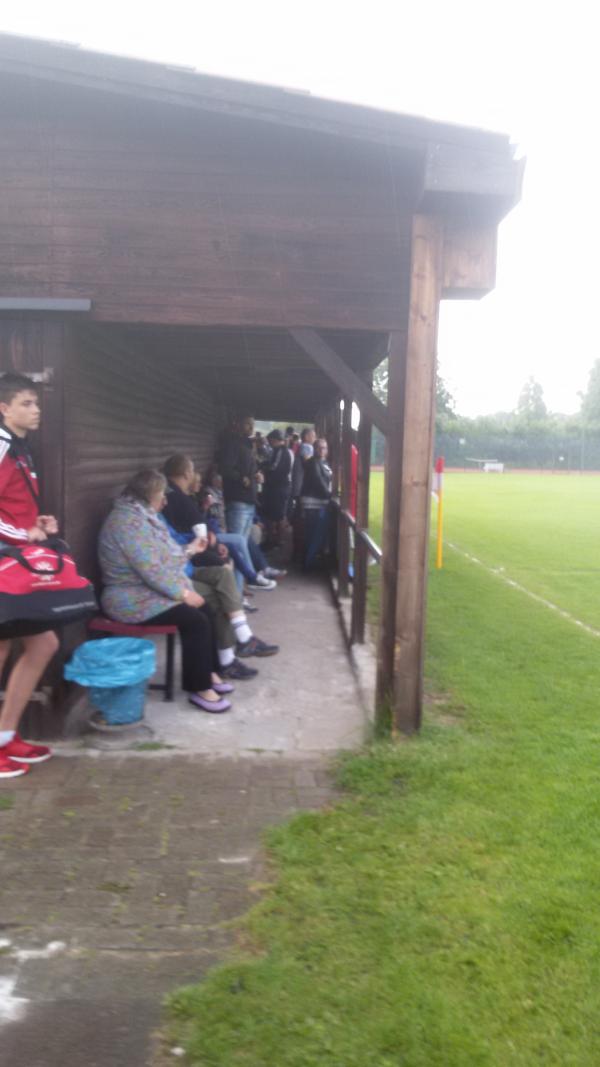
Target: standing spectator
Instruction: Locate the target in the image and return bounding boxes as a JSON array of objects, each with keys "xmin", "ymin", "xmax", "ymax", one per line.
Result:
[
  {"xmin": 254, "ymin": 432, "xmax": 271, "ymax": 463},
  {"xmin": 291, "ymin": 427, "xmax": 316, "ymax": 502},
  {"xmin": 301, "ymin": 438, "xmax": 333, "ymax": 569},
  {"xmin": 0, "ymin": 374, "xmax": 60, "ymax": 777},
  {"xmin": 291, "ymin": 427, "xmax": 316, "ymax": 558},
  {"xmin": 262, "ymin": 429, "xmax": 293, "ymax": 547},
  {"xmin": 219, "ymin": 415, "xmax": 263, "ymax": 541}
]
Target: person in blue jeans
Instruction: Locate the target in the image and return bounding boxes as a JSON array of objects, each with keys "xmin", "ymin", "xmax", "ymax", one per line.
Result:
[
  {"xmin": 219, "ymin": 415, "xmax": 261, "ymax": 540},
  {"xmin": 199, "ymin": 487, "xmax": 282, "ymax": 593}
]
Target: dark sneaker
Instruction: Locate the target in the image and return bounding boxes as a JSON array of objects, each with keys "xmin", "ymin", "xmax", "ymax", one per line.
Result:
[
  {"xmin": 221, "ymin": 657, "xmax": 259, "ymax": 680},
  {"xmin": 236, "ymin": 636, "xmax": 280, "ymax": 658}
]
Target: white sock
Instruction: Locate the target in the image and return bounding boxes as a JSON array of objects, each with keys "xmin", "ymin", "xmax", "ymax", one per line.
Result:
[
  {"xmin": 232, "ymin": 614, "xmax": 252, "ymax": 644},
  {"xmin": 219, "ymin": 647, "xmax": 235, "ymax": 667},
  {"xmin": 0, "ymin": 730, "xmax": 15, "ymax": 748}
]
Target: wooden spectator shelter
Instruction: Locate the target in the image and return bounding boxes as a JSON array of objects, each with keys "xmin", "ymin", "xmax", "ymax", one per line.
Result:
[{"xmin": 0, "ymin": 33, "xmax": 523, "ymax": 734}]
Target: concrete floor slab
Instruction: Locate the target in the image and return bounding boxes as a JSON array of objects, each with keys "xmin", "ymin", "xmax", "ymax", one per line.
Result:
[{"xmin": 100, "ymin": 570, "xmax": 372, "ymax": 758}]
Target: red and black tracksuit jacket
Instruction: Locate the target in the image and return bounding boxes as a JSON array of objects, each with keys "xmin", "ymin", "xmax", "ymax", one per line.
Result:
[{"xmin": 0, "ymin": 426, "xmax": 39, "ymax": 545}]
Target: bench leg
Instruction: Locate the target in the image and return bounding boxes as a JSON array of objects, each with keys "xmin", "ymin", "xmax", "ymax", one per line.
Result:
[{"xmin": 165, "ymin": 633, "xmax": 175, "ymax": 702}]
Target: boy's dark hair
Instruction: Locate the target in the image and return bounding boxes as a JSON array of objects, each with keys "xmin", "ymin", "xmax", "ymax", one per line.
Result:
[
  {"xmin": 0, "ymin": 373, "xmax": 39, "ymax": 406},
  {"xmin": 163, "ymin": 454, "xmax": 192, "ymax": 480},
  {"xmin": 301, "ymin": 427, "xmax": 314, "ymax": 441}
]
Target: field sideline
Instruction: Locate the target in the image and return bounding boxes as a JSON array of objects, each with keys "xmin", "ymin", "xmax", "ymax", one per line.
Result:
[{"xmin": 369, "ymin": 470, "xmax": 600, "ymax": 632}]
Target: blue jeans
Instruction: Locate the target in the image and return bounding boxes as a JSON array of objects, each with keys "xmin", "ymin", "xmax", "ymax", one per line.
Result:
[
  {"xmin": 225, "ymin": 502, "xmax": 255, "ymax": 541},
  {"xmin": 248, "ymin": 536, "xmax": 268, "ymax": 574},
  {"xmin": 217, "ymin": 532, "xmax": 257, "ymax": 593},
  {"xmin": 304, "ymin": 506, "xmax": 330, "ymax": 568}
]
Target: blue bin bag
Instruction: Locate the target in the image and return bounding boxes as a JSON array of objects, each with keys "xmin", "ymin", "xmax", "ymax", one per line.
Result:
[
  {"xmin": 89, "ymin": 680, "xmax": 147, "ymax": 725},
  {"xmin": 64, "ymin": 637, "xmax": 156, "ymax": 688}
]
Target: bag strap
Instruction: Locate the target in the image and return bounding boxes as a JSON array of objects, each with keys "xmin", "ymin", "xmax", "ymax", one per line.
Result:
[
  {"xmin": 15, "ymin": 457, "xmax": 40, "ymax": 508},
  {"xmin": 0, "ymin": 544, "xmax": 65, "ymax": 576}
]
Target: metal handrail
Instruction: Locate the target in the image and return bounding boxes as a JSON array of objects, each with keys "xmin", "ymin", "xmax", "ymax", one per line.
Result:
[{"xmin": 330, "ymin": 498, "xmax": 382, "ymax": 563}]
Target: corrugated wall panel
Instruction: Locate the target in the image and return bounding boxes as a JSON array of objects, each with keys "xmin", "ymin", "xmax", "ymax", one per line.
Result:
[{"xmin": 65, "ymin": 325, "xmax": 222, "ymax": 583}]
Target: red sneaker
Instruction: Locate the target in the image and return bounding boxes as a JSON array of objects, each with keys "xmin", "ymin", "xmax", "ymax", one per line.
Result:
[
  {"xmin": 4, "ymin": 734, "xmax": 52, "ymax": 764},
  {"xmin": 0, "ymin": 749, "xmax": 29, "ymax": 778}
]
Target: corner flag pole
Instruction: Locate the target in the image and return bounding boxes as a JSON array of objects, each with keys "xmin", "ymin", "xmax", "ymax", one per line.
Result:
[{"xmin": 434, "ymin": 456, "xmax": 445, "ymax": 569}]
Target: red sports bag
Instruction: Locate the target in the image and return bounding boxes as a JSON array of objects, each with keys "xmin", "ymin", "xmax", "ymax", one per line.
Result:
[{"xmin": 0, "ymin": 540, "xmax": 97, "ymax": 625}]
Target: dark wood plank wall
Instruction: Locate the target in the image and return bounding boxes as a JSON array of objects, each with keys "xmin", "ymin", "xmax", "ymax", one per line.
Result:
[
  {"xmin": 0, "ymin": 77, "xmax": 417, "ymax": 332},
  {"xmin": 64, "ymin": 325, "xmax": 223, "ymax": 584}
]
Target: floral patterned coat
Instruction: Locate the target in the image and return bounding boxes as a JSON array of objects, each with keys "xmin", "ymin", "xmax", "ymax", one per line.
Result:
[{"xmin": 98, "ymin": 497, "xmax": 192, "ymax": 622}]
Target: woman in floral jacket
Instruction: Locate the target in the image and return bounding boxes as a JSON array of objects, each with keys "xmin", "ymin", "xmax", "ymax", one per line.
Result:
[{"xmin": 98, "ymin": 469, "xmax": 233, "ymax": 714}]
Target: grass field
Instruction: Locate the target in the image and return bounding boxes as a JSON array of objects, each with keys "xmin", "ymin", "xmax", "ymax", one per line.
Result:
[
  {"xmin": 369, "ymin": 471, "xmax": 600, "ymax": 629},
  {"xmin": 168, "ymin": 473, "xmax": 600, "ymax": 1066}
]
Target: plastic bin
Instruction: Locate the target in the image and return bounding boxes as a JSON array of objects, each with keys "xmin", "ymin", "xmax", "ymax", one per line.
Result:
[
  {"xmin": 64, "ymin": 637, "xmax": 157, "ymax": 726},
  {"xmin": 89, "ymin": 680, "xmax": 148, "ymax": 725}
]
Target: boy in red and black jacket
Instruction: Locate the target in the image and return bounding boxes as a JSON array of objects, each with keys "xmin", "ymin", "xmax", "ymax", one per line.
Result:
[{"xmin": 0, "ymin": 373, "xmax": 59, "ymax": 778}]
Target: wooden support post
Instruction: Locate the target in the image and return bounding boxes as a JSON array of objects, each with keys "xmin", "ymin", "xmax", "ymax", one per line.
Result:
[
  {"xmin": 338, "ymin": 398, "xmax": 352, "ymax": 598},
  {"xmin": 328, "ymin": 401, "xmax": 341, "ymax": 498},
  {"xmin": 376, "ymin": 215, "xmax": 443, "ymax": 730},
  {"xmin": 376, "ymin": 214, "xmax": 443, "ymax": 733},
  {"xmin": 351, "ymin": 394, "xmax": 372, "ymax": 644},
  {"xmin": 376, "ymin": 329, "xmax": 406, "ymax": 714}
]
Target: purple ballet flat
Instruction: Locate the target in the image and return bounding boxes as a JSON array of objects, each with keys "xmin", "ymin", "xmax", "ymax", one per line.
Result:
[
  {"xmin": 188, "ymin": 693, "xmax": 232, "ymax": 714},
  {"xmin": 213, "ymin": 682, "xmax": 235, "ymax": 695}
]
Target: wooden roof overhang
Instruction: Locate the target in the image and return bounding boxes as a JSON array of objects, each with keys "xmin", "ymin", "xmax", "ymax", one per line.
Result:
[{"xmin": 0, "ymin": 33, "xmax": 524, "ymax": 424}]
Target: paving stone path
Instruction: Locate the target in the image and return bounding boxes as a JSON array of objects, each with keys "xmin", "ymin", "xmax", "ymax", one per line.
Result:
[{"xmin": 0, "ymin": 753, "xmax": 336, "ymax": 1066}]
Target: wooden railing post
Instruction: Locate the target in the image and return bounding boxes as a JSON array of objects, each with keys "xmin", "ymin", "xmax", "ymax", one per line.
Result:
[
  {"xmin": 337, "ymin": 398, "xmax": 352, "ymax": 598},
  {"xmin": 351, "ymin": 398, "xmax": 372, "ymax": 644}
]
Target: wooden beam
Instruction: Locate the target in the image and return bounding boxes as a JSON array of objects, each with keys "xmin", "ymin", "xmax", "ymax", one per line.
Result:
[
  {"xmin": 392, "ymin": 214, "xmax": 443, "ymax": 733},
  {"xmin": 442, "ymin": 219, "xmax": 497, "ymax": 299},
  {"xmin": 290, "ymin": 328, "xmax": 390, "ymax": 437}
]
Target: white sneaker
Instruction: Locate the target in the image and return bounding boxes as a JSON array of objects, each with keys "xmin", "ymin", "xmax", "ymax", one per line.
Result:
[{"xmin": 247, "ymin": 574, "xmax": 277, "ymax": 590}]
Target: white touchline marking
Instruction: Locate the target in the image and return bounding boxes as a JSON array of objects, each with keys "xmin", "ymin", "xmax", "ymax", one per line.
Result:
[
  {"xmin": 0, "ymin": 977, "xmax": 28, "ymax": 1024},
  {"xmin": 446, "ymin": 542, "xmax": 600, "ymax": 640},
  {"xmin": 0, "ymin": 941, "xmax": 67, "ymax": 1028},
  {"xmin": 12, "ymin": 941, "xmax": 66, "ymax": 963}
]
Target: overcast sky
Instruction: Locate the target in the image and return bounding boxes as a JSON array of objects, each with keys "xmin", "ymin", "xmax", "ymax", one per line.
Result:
[{"xmin": 2, "ymin": 1, "xmax": 597, "ymax": 416}]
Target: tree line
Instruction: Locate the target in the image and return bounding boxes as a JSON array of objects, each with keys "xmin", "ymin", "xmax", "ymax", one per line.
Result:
[{"xmin": 370, "ymin": 358, "xmax": 600, "ymax": 470}]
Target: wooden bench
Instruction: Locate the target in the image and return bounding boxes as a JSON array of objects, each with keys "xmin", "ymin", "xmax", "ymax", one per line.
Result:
[{"xmin": 88, "ymin": 616, "xmax": 177, "ymax": 702}]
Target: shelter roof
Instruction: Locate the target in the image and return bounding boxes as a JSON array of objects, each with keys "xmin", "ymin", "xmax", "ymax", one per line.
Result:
[{"xmin": 0, "ymin": 32, "xmax": 519, "ymax": 179}]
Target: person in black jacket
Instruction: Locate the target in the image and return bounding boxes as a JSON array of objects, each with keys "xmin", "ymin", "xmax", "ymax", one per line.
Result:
[
  {"xmin": 261, "ymin": 429, "xmax": 292, "ymax": 547},
  {"xmin": 219, "ymin": 415, "xmax": 264, "ymax": 540},
  {"xmin": 300, "ymin": 438, "xmax": 333, "ymax": 569}
]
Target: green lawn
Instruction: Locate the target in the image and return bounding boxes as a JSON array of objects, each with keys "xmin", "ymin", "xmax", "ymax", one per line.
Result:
[{"xmin": 167, "ymin": 473, "xmax": 600, "ymax": 1066}]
